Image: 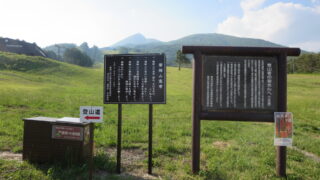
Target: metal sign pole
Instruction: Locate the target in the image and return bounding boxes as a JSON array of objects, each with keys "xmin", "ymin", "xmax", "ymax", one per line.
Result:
[
  {"xmin": 148, "ymin": 104, "xmax": 153, "ymax": 174},
  {"xmin": 117, "ymin": 104, "xmax": 122, "ymax": 173},
  {"xmin": 89, "ymin": 123, "xmax": 94, "ymax": 180}
]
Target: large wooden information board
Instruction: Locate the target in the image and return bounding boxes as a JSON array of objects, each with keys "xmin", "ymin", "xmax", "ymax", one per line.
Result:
[
  {"xmin": 104, "ymin": 54, "xmax": 166, "ymax": 104},
  {"xmin": 182, "ymin": 46, "xmax": 300, "ymax": 177}
]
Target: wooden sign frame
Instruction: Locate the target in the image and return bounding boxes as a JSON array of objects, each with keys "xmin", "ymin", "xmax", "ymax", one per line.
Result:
[{"xmin": 182, "ymin": 46, "xmax": 300, "ymax": 177}]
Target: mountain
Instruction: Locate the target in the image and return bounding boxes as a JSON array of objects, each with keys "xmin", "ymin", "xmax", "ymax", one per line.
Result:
[
  {"xmin": 109, "ymin": 33, "xmax": 163, "ymax": 48},
  {"xmin": 167, "ymin": 33, "xmax": 282, "ymax": 47},
  {"xmin": 103, "ymin": 33, "xmax": 284, "ymax": 65}
]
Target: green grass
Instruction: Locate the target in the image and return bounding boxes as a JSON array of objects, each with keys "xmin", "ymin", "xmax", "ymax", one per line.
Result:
[{"xmin": 0, "ymin": 52, "xmax": 319, "ymax": 179}]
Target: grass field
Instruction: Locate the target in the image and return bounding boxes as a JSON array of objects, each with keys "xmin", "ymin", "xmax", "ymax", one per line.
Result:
[{"xmin": 0, "ymin": 52, "xmax": 319, "ymax": 179}]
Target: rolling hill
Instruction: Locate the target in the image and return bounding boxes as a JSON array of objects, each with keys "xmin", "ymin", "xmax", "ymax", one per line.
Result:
[
  {"xmin": 103, "ymin": 33, "xmax": 284, "ymax": 65},
  {"xmin": 42, "ymin": 33, "xmax": 288, "ymax": 66}
]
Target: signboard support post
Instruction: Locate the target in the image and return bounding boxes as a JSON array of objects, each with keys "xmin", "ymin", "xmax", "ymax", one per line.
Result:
[
  {"xmin": 89, "ymin": 123, "xmax": 94, "ymax": 180},
  {"xmin": 276, "ymin": 53, "xmax": 287, "ymax": 177},
  {"xmin": 192, "ymin": 51, "xmax": 202, "ymax": 174},
  {"xmin": 148, "ymin": 104, "xmax": 153, "ymax": 174},
  {"xmin": 277, "ymin": 146, "xmax": 286, "ymax": 176},
  {"xmin": 117, "ymin": 104, "xmax": 122, "ymax": 173}
]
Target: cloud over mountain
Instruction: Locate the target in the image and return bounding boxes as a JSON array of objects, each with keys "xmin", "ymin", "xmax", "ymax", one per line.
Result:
[{"xmin": 217, "ymin": 1, "xmax": 320, "ymax": 52}]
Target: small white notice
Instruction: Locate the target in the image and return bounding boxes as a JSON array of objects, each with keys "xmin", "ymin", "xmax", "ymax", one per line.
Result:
[
  {"xmin": 274, "ymin": 112, "xmax": 293, "ymax": 146},
  {"xmin": 80, "ymin": 106, "xmax": 103, "ymax": 123}
]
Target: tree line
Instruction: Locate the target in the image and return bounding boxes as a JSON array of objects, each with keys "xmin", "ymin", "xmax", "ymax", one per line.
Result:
[
  {"xmin": 44, "ymin": 45, "xmax": 320, "ymax": 73},
  {"xmin": 45, "ymin": 47, "xmax": 93, "ymax": 67},
  {"xmin": 288, "ymin": 53, "xmax": 320, "ymax": 73},
  {"xmin": 44, "ymin": 42, "xmax": 105, "ymax": 67}
]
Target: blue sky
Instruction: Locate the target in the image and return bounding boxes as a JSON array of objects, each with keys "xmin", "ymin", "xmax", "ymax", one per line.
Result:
[{"xmin": 0, "ymin": 0, "xmax": 319, "ymax": 51}]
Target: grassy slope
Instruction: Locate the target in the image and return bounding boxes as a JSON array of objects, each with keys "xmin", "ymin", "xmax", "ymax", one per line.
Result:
[{"xmin": 0, "ymin": 52, "xmax": 319, "ymax": 179}]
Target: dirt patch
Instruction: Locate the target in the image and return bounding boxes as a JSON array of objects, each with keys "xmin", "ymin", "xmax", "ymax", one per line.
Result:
[
  {"xmin": 0, "ymin": 151, "xmax": 22, "ymax": 161},
  {"xmin": 106, "ymin": 148, "xmax": 145, "ymax": 170},
  {"xmin": 212, "ymin": 141, "xmax": 231, "ymax": 150},
  {"xmin": 0, "ymin": 150, "xmax": 161, "ymax": 179},
  {"xmin": 105, "ymin": 148, "xmax": 160, "ymax": 179}
]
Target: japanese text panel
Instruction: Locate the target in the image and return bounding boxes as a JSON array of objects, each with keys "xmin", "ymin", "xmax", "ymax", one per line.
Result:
[
  {"xmin": 202, "ymin": 56, "xmax": 278, "ymax": 112},
  {"xmin": 104, "ymin": 54, "xmax": 166, "ymax": 104}
]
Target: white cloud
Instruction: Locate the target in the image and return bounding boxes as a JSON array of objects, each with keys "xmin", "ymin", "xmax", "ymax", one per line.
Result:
[
  {"xmin": 240, "ymin": 0, "xmax": 266, "ymax": 11},
  {"xmin": 290, "ymin": 41, "xmax": 320, "ymax": 52},
  {"xmin": 217, "ymin": 1, "xmax": 320, "ymax": 52}
]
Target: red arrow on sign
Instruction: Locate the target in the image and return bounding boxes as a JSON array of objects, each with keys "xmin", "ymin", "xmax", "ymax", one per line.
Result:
[{"xmin": 85, "ymin": 116, "xmax": 100, "ymax": 120}]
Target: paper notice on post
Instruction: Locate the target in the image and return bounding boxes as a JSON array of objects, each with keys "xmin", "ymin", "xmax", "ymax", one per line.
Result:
[{"xmin": 274, "ymin": 112, "xmax": 293, "ymax": 146}]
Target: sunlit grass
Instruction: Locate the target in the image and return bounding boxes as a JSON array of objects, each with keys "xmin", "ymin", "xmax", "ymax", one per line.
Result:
[{"xmin": 0, "ymin": 52, "xmax": 319, "ymax": 179}]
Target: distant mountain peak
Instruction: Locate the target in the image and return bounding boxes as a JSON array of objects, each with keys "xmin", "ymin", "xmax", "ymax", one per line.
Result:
[
  {"xmin": 132, "ymin": 32, "xmax": 144, "ymax": 37},
  {"xmin": 111, "ymin": 33, "xmax": 162, "ymax": 47}
]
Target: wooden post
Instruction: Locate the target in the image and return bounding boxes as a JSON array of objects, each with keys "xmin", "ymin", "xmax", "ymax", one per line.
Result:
[
  {"xmin": 116, "ymin": 104, "xmax": 122, "ymax": 174},
  {"xmin": 148, "ymin": 104, "xmax": 153, "ymax": 174},
  {"xmin": 276, "ymin": 53, "xmax": 287, "ymax": 177},
  {"xmin": 89, "ymin": 123, "xmax": 94, "ymax": 180},
  {"xmin": 277, "ymin": 146, "xmax": 287, "ymax": 176},
  {"xmin": 192, "ymin": 51, "xmax": 202, "ymax": 174}
]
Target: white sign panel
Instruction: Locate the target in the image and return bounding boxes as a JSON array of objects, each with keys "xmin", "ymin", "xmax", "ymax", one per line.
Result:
[
  {"xmin": 274, "ymin": 112, "xmax": 293, "ymax": 146},
  {"xmin": 80, "ymin": 106, "xmax": 103, "ymax": 123}
]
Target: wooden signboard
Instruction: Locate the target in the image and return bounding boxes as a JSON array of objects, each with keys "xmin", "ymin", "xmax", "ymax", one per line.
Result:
[{"xmin": 182, "ymin": 46, "xmax": 300, "ymax": 177}]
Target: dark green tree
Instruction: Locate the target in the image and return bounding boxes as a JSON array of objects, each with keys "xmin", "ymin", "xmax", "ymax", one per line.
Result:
[
  {"xmin": 91, "ymin": 45, "xmax": 103, "ymax": 62},
  {"xmin": 290, "ymin": 53, "xmax": 320, "ymax": 73},
  {"xmin": 44, "ymin": 50, "xmax": 59, "ymax": 60},
  {"xmin": 79, "ymin": 42, "xmax": 90, "ymax": 55},
  {"xmin": 175, "ymin": 50, "xmax": 190, "ymax": 71},
  {"xmin": 63, "ymin": 48, "xmax": 93, "ymax": 67}
]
